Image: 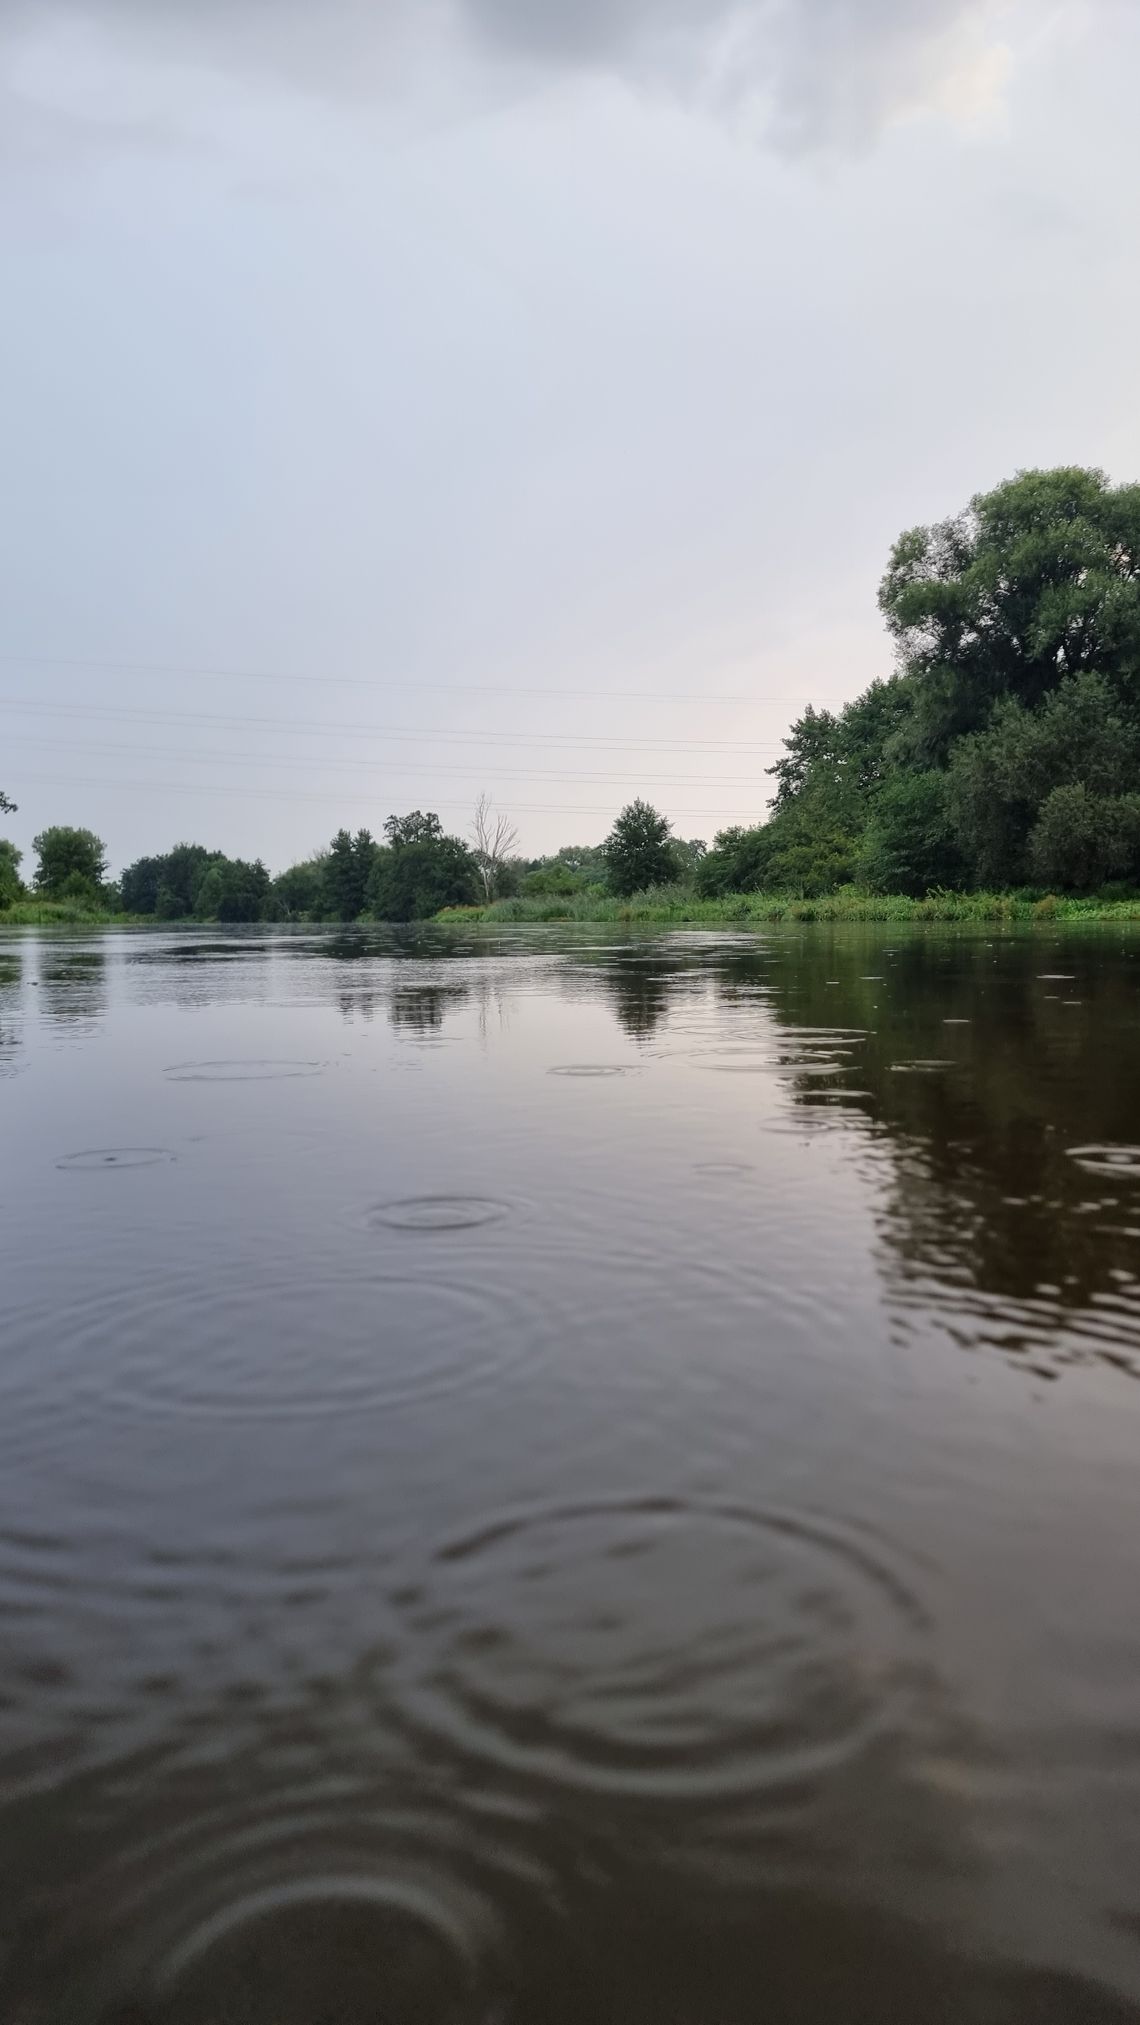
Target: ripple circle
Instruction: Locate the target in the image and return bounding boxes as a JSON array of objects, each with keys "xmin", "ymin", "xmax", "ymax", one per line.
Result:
[
  {"xmin": 5, "ymin": 1265, "xmax": 544, "ymax": 1427},
  {"xmin": 164, "ymin": 1059, "xmax": 324, "ymax": 1083},
  {"xmin": 367, "ymin": 1196, "xmax": 513, "ymax": 1233},
  {"xmin": 63, "ymin": 1789, "xmax": 560, "ymax": 2025},
  {"xmin": 547, "ymin": 1064, "xmax": 635, "ymax": 1078},
  {"xmin": 391, "ymin": 1495, "xmax": 928, "ymax": 1804},
  {"xmin": 57, "ymin": 1148, "xmax": 175, "ymax": 1172}
]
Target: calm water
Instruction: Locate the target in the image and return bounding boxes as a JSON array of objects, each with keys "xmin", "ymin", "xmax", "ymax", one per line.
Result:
[{"xmin": 3, "ymin": 922, "xmax": 1140, "ymax": 2023}]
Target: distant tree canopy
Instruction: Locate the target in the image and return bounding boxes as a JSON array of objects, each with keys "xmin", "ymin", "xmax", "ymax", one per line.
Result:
[
  {"xmin": 0, "ymin": 790, "xmax": 16, "ymax": 815},
  {"xmin": 120, "ymin": 843, "xmax": 223, "ymax": 918},
  {"xmin": 603, "ymin": 799, "xmax": 680, "ymax": 897},
  {"xmin": 194, "ymin": 856, "xmax": 272, "ymax": 923},
  {"xmin": 33, "ymin": 826, "xmax": 108, "ymax": 899},
  {"xmin": 270, "ymin": 813, "xmax": 479, "ymax": 922},
  {"xmin": 368, "ymin": 815, "xmax": 479, "ymax": 921},
  {"xmin": 322, "ymin": 829, "xmax": 377, "ymax": 921},
  {"xmin": 273, "ymin": 853, "xmax": 328, "ymax": 919},
  {"xmin": 0, "ymin": 840, "xmax": 22, "ymax": 908}
]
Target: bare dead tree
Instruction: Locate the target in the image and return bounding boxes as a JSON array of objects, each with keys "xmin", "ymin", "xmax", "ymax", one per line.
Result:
[{"xmin": 470, "ymin": 792, "xmax": 519, "ymax": 902}]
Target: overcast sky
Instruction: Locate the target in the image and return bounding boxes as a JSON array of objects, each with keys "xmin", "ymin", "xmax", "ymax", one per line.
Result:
[{"xmin": 2, "ymin": 0, "xmax": 1137, "ymax": 873}]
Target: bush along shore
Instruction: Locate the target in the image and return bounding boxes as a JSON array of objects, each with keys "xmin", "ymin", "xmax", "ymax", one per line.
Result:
[{"xmin": 440, "ymin": 888, "xmax": 1140, "ymax": 926}]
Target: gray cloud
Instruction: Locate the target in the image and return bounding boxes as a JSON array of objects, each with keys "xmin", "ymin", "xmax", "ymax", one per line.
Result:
[
  {"xmin": 3, "ymin": 0, "xmax": 1013, "ymax": 150},
  {"xmin": 458, "ymin": 0, "xmax": 1010, "ymax": 147}
]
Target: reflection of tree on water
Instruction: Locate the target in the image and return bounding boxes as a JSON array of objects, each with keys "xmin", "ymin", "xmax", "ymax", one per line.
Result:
[
  {"xmin": 559, "ymin": 951, "xmax": 698, "ymax": 1041},
  {"xmin": 38, "ymin": 946, "xmax": 108, "ymax": 1030},
  {"xmin": 732, "ymin": 934, "xmax": 1140, "ymax": 1380},
  {"xmin": 0, "ymin": 947, "xmax": 23, "ymax": 1075},
  {"xmin": 602, "ymin": 959, "xmax": 677, "ymax": 1041},
  {"xmin": 336, "ymin": 986, "xmax": 379, "ymax": 1023},
  {"xmin": 389, "ymin": 982, "xmax": 471, "ymax": 1035}
]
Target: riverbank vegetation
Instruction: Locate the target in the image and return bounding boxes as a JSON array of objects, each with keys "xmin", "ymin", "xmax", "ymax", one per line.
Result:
[
  {"xmin": 4, "ymin": 468, "xmax": 1140, "ymax": 928},
  {"xmin": 444, "ymin": 889, "xmax": 1140, "ymax": 925}
]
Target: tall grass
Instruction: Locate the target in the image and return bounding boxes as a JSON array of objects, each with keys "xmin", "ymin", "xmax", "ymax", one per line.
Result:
[
  {"xmin": 440, "ymin": 885, "xmax": 1140, "ymax": 926},
  {"xmin": 0, "ymin": 900, "xmax": 137, "ymax": 925}
]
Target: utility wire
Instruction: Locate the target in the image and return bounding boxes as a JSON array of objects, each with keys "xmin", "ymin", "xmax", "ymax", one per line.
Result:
[
  {"xmin": 1, "ymin": 696, "xmax": 785, "ymax": 754},
  {"xmin": 0, "ymin": 651, "xmax": 763, "ymax": 707},
  {"xmin": 4, "ymin": 733, "xmax": 771, "ymax": 791},
  {"xmin": 9, "ymin": 771, "xmax": 761, "ymax": 820}
]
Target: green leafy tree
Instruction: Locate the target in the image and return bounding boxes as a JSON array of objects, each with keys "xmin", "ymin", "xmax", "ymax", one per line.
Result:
[
  {"xmin": 696, "ymin": 825, "xmax": 776, "ymax": 897},
  {"xmin": 120, "ymin": 843, "xmax": 221, "ymax": 917},
  {"xmin": 880, "ymin": 467, "xmax": 1140, "ymax": 762},
  {"xmin": 0, "ymin": 791, "xmax": 16, "ymax": 815},
  {"xmin": 321, "ymin": 828, "xmax": 377, "ymax": 920},
  {"xmin": 367, "ymin": 833, "xmax": 478, "ymax": 920},
  {"xmin": 946, "ymin": 673, "xmax": 1140, "ymax": 886},
  {"xmin": 523, "ymin": 861, "xmax": 586, "ymax": 898},
  {"xmin": 33, "ymin": 826, "xmax": 107, "ymax": 898},
  {"xmin": 671, "ymin": 837, "xmax": 708, "ymax": 878},
  {"xmin": 1027, "ymin": 785, "xmax": 1140, "ymax": 891},
  {"xmin": 193, "ymin": 856, "xmax": 271, "ymax": 922},
  {"xmin": 273, "ymin": 854, "xmax": 329, "ymax": 919},
  {"xmin": 384, "ymin": 811, "xmax": 442, "ymax": 850},
  {"xmin": 119, "ymin": 855, "xmax": 162, "ymax": 915},
  {"xmin": 603, "ymin": 800, "xmax": 679, "ymax": 897},
  {"xmin": 0, "ymin": 840, "xmax": 24, "ymax": 907},
  {"xmin": 858, "ymin": 771, "xmax": 963, "ymax": 896},
  {"xmin": 766, "ymin": 706, "xmax": 844, "ymax": 813},
  {"xmin": 522, "ymin": 843, "xmax": 608, "ymax": 896}
]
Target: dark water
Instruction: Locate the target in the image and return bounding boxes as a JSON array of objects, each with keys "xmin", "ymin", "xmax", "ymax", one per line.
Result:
[{"xmin": 3, "ymin": 923, "xmax": 1140, "ymax": 2024}]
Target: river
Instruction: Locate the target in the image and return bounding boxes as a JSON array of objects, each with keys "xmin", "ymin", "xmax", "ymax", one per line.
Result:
[{"xmin": 2, "ymin": 922, "xmax": 1139, "ymax": 2022}]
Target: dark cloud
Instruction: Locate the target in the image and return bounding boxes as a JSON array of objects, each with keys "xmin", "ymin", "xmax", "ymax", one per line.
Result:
[{"xmin": 2, "ymin": 0, "xmax": 1011, "ymax": 149}]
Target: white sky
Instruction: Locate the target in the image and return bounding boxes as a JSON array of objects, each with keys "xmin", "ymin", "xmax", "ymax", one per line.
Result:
[{"xmin": 2, "ymin": 0, "xmax": 1138, "ymax": 874}]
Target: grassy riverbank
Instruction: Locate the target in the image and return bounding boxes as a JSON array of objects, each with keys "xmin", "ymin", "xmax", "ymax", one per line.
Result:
[
  {"xmin": 0, "ymin": 900, "xmax": 141, "ymax": 926},
  {"xmin": 6, "ymin": 890, "xmax": 1140, "ymax": 930},
  {"xmin": 440, "ymin": 887, "xmax": 1140, "ymax": 926}
]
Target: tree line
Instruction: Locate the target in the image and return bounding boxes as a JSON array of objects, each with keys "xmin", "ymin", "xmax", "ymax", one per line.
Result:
[
  {"xmin": 5, "ymin": 467, "xmax": 1140, "ymax": 914},
  {"xmin": 0, "ymin": 797, "xmax": 701, "ymax": 921}
]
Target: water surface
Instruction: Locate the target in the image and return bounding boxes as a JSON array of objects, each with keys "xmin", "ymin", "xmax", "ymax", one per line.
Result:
[{"xmin": 3, "ymin": 922, "xmax": 1140, "ymax": 2022}]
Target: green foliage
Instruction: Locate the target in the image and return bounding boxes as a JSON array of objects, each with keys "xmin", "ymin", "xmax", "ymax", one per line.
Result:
[
  {"xmin": 273, "ymin": 854, "xmax": 329, "ymax": 919},
  {"xmin": 383, "ymin": 810, "xmax": 442, "ymax": 850},
  {"xmin": 193, "ymin": 856, "xmax": 271, "ymax": 922},
  {"xmin": 523, "ymin": 863, "xmax": 588, "ymax": 898},
  {"xmin": 858, "ymin": 771, "xmax": 962, "ymax": 896},
  {"xmin": 671, "ymin": 837, "xmax": 708, "ymax": 878},
  {"xmin": 1027, "ymin": 785, "xmax": 1140, "ymax": 891},
  {"xmin": 741, "ymin": 470, "xmax": 1140, "ymax": 899},
  {"xmin": 945, "ymin": 673, "xmax": 1140, "ymax": 887},
  {"xmin": 461, "ymin": 887, "xmax": 1140, "ymax": 926},
  {"xmin": 880, "ymin": 466, "xmax": 1140, "ymax": 761},
  {"xmin": 321, "ymin": 829, "xmax": 377, "ymax": 921},
  {"xmin": 121, "ymin": 843, "xmax": 222, "ymax": 917},
  {"xmin": 521, "ymin": 843, "xmax": 608, "ymax": 896},
  {"xmin": 367, "ymin": 828, "xmax": 478, "ymax": 921},
  {"xmin": 603, "ymin": 800, "xmax": 679, "ymax": 897},
  {"xmin": 0, "ymin": 898, "xmax": 130, "ymax": 924},
  {"xmin": 0, "ymin": 790, "xmax": 16, "ymax": 815},
  {"xmin": 33, "ymin": 825, "xmax": 107, "ymax": 897},
  {"xmin": 0, "ymin": 840, "xmax": 23, "ymax": 908},
  {"xmin": 696, "ymin": 825, "xmax": 776, "ymax": 897}
]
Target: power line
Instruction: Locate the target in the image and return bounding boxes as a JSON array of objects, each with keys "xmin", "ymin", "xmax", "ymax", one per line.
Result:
[
  {"xmin": 9, "ymin": 771, "xmax": 760, "ymax": 821},
  {"xmin": 0, "ymin": 651, "xmax": 760, "ymax": 707},
  {"xmin": 4, "ymin": 733, "xmax": 771, "ymax": 791},
  {"xmin": 1, "ymin": 696, "xmax": 785, "ymax": 754}
]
